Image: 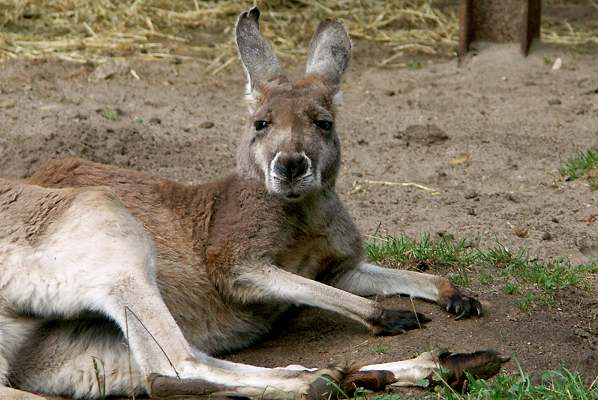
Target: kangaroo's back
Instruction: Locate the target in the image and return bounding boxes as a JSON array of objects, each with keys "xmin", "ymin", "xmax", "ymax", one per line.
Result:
[{"xmin": 30, "ymin": 158, "xmax": 209, "ymax": 258}]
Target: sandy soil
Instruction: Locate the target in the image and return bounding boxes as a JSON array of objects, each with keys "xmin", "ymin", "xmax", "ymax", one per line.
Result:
[{"xmin": 1, "ymin": 39, "xmax": 597, "ymax": 398}]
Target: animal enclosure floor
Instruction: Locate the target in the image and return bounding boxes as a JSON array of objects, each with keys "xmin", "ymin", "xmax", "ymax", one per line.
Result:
[{"xmin": 0, "ymin": 42, "xmax": 596, "ymax": 398}]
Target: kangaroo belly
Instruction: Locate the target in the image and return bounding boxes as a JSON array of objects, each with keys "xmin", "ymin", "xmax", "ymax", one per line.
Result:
[{"xmin": 167, "ymin": 288, "xmax": 289, "ymax": 355}]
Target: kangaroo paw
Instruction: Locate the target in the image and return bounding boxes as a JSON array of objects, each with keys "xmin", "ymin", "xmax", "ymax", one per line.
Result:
[
  {"xmin": 341, "ymin": 369, "xmax": 396, "ymax": 395},
  {"xmin": 433, "ymin": 350, "xmax": 510, "ymax": 391}
]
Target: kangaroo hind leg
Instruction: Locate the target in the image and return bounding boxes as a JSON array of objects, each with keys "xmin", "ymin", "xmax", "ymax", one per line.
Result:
[{"xmin": 0, "ymin": 300, "xmax": 45, "ymax": 399}]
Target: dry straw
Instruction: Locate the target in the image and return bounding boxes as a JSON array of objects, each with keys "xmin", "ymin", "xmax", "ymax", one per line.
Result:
[{"xmin": 0, "ymin": 0, "xmax": 596, "ymax": 71}]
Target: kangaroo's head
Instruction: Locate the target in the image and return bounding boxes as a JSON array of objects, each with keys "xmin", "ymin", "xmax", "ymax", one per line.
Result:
[{"xmin": 235, "ymin": 7, "xmax": 351, "ymax": 202}]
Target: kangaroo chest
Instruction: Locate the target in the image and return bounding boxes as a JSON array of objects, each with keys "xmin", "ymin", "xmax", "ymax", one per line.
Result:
[{"xmin": 203, "ymin": 183, "xmax": 363, "ymax": 282}]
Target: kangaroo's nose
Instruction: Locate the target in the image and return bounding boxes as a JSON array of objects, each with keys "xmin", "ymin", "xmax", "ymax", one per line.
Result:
[{"xmin": 273, "ymin": 153, "xmax": 309, "ymax": 181}]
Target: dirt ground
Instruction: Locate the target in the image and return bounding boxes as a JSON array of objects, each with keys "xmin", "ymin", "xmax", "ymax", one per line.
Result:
[{"xmin": 1, "ymin": 34, "xmax": 597, "ymax": 398}]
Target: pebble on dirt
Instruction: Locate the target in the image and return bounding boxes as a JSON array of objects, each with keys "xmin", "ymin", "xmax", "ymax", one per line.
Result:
[
  {"xmin": 0, "ymin": 99, "xmax": 16, "ymax": 109},
  {"xmin": 90, "ymin": 60, "xmax": 130, "ymax": 81},
  {"xmin": 541, "ymin": 232, "xmax": 553, "ymax": 240},
  {"xmin": 506, "ymin": 193, "xmax": 519, "ymax": 203},
  {"xmin": 199, "ymin": 121, "xmax": 215, "ymax": 129},
  {"xmin": 548, "ymin": 98, "xmax": 562, "ymax": 105},
  {"xmin": 513, "ymin": 227, "xmax": 529, "ymax": 238},
  {"xmin": 399, "ymin": 124, "xmax": 449, "ymax": 146},
  {"xmin": 464, "ymin": 190, "xmax": 479, "ymax": 199}
]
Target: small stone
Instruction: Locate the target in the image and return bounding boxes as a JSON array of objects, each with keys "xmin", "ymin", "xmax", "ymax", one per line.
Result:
[
  {"xmin": 513, "ymin": 227, "xmax": 529, "ymax": 238},
  {"xmin": 466, "ymin": 207, "xmax": 477, "ymax": 216},
  {"xmin": 506, "ymin": 193, "xmax": 519, "ymax": 203},
  {"xmin": 90, "ymin": 60, "xmax": 130, "ymax": 81},
  {"xmin": 551, "ymin": 57, "xmax": 562, "ymax": 71},
  {"xmin": 436, "ymin": 231, "xmax": 455, "ymax": 241},
  {"xmin": 0, "ymin": 99, "xmax": 16, "ymax": 109},
  {"xmin": 72, "ymin": 112, "xmax": 88, "ymax": 120},
  {"xmin": 149, "ymin": 117, "xmax": 162, "ymax": 125},
  {"xmin": 551, "ymin": 217, "xmax": 560, "ymax": 223},
  {"xmin": 541, "ymin": 232, "xmax": 552, "ymax": 241},
  {"xmin": 401, "ymin": 124, "xmax": 449, "ymax": 145},
  {"xmin": 548, "ymin": 98, "xmax": 562, "ymax": 106},
  {"xmin": 384, "ymin": 89, "xmax": 396, "ymax": 97},
  {"xmin": 199, "ymin": 121, "xmax": 215, "ymax": 129},
  {"xmin": 357, "ymin": 139, "xmax": 369, "ymax": 146},
  {"xmin": 464, "ymin": 190, "xmax": 479, "ymax": 199}
]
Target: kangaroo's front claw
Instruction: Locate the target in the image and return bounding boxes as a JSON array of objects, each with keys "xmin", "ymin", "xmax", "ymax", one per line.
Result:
[
  {"xmin": 445, "ymin": 293, "xmax": 482, "ymax": 320},
  {"xmin": 371, "ymin": 309, "xmax": 431, "ymax": 336}
]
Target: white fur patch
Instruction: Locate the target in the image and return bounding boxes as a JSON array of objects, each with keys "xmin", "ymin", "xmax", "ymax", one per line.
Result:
[{"xmin": 332, "ymin": 91, "xmax": 344, "ymax": 106}]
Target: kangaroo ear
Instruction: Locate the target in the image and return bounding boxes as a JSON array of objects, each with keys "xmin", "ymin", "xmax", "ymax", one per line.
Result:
[
  {"xmin": 236, "ymin": 7, "xmax": 284, "ymax": 95},
  {"xmin": 305, "ymin": 19, "xmax": 351, "ymax": 89}
]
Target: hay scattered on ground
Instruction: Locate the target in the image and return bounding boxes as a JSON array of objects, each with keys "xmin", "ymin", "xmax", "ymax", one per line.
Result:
[{"xmin": 0, "ymin": 0, "xmax": 596, "ymax": 71}]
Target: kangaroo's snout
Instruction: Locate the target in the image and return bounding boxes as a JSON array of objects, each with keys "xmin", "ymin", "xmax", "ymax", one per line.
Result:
[
  {"xmin": 272, "ymin": 152, "xmax": 310, "ymax": 182},
  {"xmin": 267, "ymin": 151, "xmax": 318, "ymax": 200}
]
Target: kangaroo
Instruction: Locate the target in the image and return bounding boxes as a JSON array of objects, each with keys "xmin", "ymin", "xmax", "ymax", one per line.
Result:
[{"xmin": 0, "ymin": 8, "xmax": 508, "ymax": 400}]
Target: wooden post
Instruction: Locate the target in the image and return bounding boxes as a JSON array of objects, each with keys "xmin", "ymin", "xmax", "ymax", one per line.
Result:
[{"xmin": 458, "ymin": 0, "xmax": 542, "ymax": 58}]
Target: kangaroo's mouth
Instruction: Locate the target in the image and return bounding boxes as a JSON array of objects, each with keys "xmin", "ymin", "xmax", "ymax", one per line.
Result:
[
  {"xmin": 285, "ymin": 193, "xmax": 302, "ymax": 201},
  {"xmin": 265, "ymin": 167, "xmax": 321, "ymax": 201}
]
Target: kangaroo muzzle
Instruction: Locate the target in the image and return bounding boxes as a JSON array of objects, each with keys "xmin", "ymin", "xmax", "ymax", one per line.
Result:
[{"xmin": 267, "ymin": 151, "xmax": 319, "ymax": 200}]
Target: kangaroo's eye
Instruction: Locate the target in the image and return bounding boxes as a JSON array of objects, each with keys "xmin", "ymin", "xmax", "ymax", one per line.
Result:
[
  {"xmin": 254, "ymin": 120, "xmax": 270, "ymax": 131},
  {"xmin": 315, "ymin": 120, "xmax": 333, "ymax": 131}
]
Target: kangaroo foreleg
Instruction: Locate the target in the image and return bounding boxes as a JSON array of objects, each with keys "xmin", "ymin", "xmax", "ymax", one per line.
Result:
[
  {"xmin": 330, "ymin": 262, "xmax": 482, "ymax": 319},
  {"xmin": 229, "ymin": 263, "xmax": 430, "ymax": 335}
]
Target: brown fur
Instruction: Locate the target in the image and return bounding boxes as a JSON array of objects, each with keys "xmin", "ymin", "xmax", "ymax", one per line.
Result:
[
  {"xmin": 0, "ymin": 178, "xmax": 78, "ymax": 246},
  {"xmin": 1, "ymin": 9, "xmax": 497, "ymax": 399},
  {"xmin": 435, "ymin": 350, "xmax": 510, "ymax": 391},
  {"xmin": 29, "ymin": 157, "xmax": 363, "ymax": 354},
  {"xmin": 341, "ymin": 369, "xmax": 397, "ymax": 395}
]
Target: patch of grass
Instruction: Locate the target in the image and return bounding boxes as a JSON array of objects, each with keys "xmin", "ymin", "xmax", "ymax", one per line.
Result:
[
  {"xmin": 370, "ymin": 343, "xmax": 389, "ymax": 354},
  {"xmin": 449, "ymin": 269, "xmax": 471, "ymax": 288},
  {"xmin": 367, "ymin": 234, "xmax": 479, "ymax": 270},
  {"xmin": 502, "ymin": 281, "xmax": 518, "ymax": 295},
  {"xmin": 480, "ymin": 244, "xmax": 597, "ymax": 292},
  {"xmin": 478, "ymin": 272, "xmax": 494, "ymax": 285},
  {"xmin": 560, "ymin": 147, "xmax": 598, "ymax": 180},
  {"xmin": 514, "ymin": 292, "xmax": 556, "ymax": 313},
  {"xmin": 367, "ymin": 234, "xmax": 597, "ymax": 311},
  {"xmin": 406, "ymin": 60, "xmax": 422, "ymax": 70},
  {"xmin": 371, "ymin": 395, "xmax": 402, "ymax": 400},
  {"xmin": 101, "ymin": 108, "xmax": 118, "ymax": 121},
  {"xmin": 431, "ymin": 368, "xmax": 598, "ymax": 400}
]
